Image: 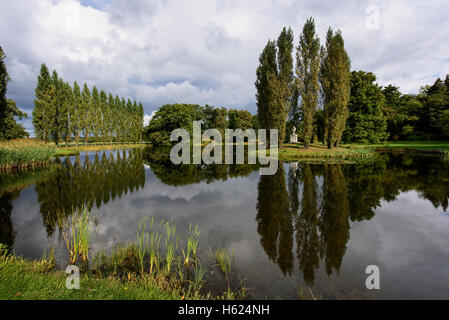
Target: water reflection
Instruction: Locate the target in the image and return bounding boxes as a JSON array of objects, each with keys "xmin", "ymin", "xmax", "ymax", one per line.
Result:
[
  {"xmin": 1, "ymin": 149, "xmax": 449, "ymax": 298},
  {"xmin": 0, "ymin": 190, "xmax": 18, "ymax": 251},
  {"xmin": 255, "ymin": 154, "xmax": 449, "ymax": 286},
  {"xmin": 143, "ymin": 147, "xmax": 259, "ymax": 186},
  {"xmin": 36, "ymin": 149, "xmax": 146, "ymax": 236}
]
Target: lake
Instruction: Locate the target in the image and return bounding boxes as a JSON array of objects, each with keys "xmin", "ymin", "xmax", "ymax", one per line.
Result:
[{"xmin": 1, "ymin": 148, "xmax": 449, "ymax": 299}]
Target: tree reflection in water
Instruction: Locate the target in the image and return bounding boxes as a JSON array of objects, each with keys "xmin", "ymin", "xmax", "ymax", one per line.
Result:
[
  {"xmin": 1, "ymin": 149, "xmax": 449, "ymax": 287},
  {"xmin": 256, "ymin": 154, "xmax": 449, "ymax": 286},
  {"xmin": 36, "ymin": 149, "xmax": 146, "ymax": 236}
]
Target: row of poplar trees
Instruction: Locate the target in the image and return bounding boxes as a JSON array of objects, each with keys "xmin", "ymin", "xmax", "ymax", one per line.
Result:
[
  {"xmin": 33, "ymin": 64, "xmax": 144, "ymax": 145},
  {"xmin": 255, "ymin": 17, "xmax": 351, "ymax": 149}
]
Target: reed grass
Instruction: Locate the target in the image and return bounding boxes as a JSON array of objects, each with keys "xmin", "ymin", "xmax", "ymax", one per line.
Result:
[
  {"xmin": 164, "ymin": 221, "xmax": 179, "ymax": 274},
  {"xmin": 215, "ymin": 248, "xmax": 234, "ymax": 294},
  {"xmin": 149, "ymin": 218, "xmax": 162, "ymax": 275},
  {"xmin": 62, "ymin": 207, "xmax": 95, "ymax": 266},
  {"xmin": 136, "ymin": 217, "xmax": 149, "ymax": 275},
  {"xmin": 183, "ymin": 223, "xmax": 200, "ymax": 267},
  {"xmin": 23, "ymin": 208, "xmax": 246, "ymax": 300},
  {"xmin": 0, "ymin": 139, "xmax": 56, "ymax": 171}
]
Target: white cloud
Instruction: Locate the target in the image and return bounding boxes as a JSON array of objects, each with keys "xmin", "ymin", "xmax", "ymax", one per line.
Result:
[
  {"xmin": 1, "ymin": 0, "xmax": 449, "ymax": 135},
  {"xmin": 143, "ymin": 111, "xmax": 156, "ymax": 127}
]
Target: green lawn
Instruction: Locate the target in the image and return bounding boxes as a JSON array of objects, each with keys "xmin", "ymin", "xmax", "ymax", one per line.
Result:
[
  {"xmin": 278, "ymin": 143, "xmax": 377, "ymax": 161},
  {"xmin": 0, "ymin": 255, "xmax": 181, "ymax": 300},
  {"xmin": 343, "ymin": 141, "xmax": 449, "ymax": 151},
  {"xmin": 54, "ymin": 143, "xmax": 147, "ymax": 157}
]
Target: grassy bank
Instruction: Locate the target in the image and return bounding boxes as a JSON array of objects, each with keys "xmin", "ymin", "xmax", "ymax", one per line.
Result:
[
  {"xmin": 0, "ymin": 210, "xmax": 245, "ymax": 300},
  {"xmin": 54, "ymin": 143, "xmax": 148, "ymax": 157},
  {"xmin": 343, "ymin": 141, "xmax": 449, "ymax": 152},
  {"xmin": 0, "ymin": 139, "xmax": 56, "ymax": 171},
  {"xmin": 279, "ymin": 143, "xmax": 377, "ymax": 162},
  {"xmin": 0, "ymin": 248, "xmax": 180, "ymax": 300}
]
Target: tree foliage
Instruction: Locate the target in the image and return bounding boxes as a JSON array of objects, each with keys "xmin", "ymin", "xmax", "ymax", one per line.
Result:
[
  {"xmin": 255, "ymin": 28, "xmax": 294, "ymax": 146},
  {"xmin": 296, "ymin": 18, "xmax": 320, "ymax": 148},
  {"xmin": 343, "ymin": 71, "xmax": 388, "ymax": 143},
  {"xmin": 32, "ymin": 64, "xmax": 144, "ymax": 145},
  {"xmin": 0, "ymin": 46, "xmax": 29, "ymax": 140},
  {"xmin": 320, "ymin": 29, "xmax": 351, "ymax": 149}
]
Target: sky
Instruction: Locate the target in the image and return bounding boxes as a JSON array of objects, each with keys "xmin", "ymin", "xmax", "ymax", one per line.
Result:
[{"xmin": 1, "ymin": 0, "xmax": 449, "ymax": 136}]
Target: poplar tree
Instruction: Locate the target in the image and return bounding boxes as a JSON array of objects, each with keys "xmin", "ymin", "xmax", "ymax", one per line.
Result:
[
  {"xmin": 277, "ymin": 27, "xmax": 294, "ymax": 144},
  {"xmin": 320, "ymin": 28, "xmax": 351, "ymax": 149},
  {"xmin": 0, "ymin": 46, "xmax": 9, "ymax": 136},
  {"xmin": 48, "ymin": 70, "xmax": 68, "ymax": 145},
  {"xmin": 81, "ymin": 84, "xmax": 92, "ymax": 144},
  {"xmin": 61, "ymin": 81, "xmax": 74, "ymax": 144},
  {"xmin": 33, "ymin": 64, "xmax": 53, "ymax": 141},
  {"xmin": 107, "ymin": 93, "xmax": 115, "ymax": 143},
  {"xmin": 126, "ymin": 99, "xmax": 133, "ymax": 142},
  {"xmin": 91, "ymin": 86, "xmax": 100, "ymax": 142},
  {"xmin": 72, "ymin": 82, "xmax": 83, "ymax": 146},
  {"xmin": 256, "ymin": 28, "xmax": 294, "ymax": 147},
  {"xmin": 296, "ymin": 18, "xmax": 320, "ymax": 149},
  {"xmin": 32, "ymin": 64, "xmax": 144, "ymax": 144},
  {"xmin": 99, "ymin": 90, "xmax": 108, "ymax": 144},
  {"xmin": 114, "ymin": 95, "xmax": 121, "ymax": 141},
  {"xmin": 255, "ymin": 40, "xmax": 283, "ymax": 145},
  {"xmin": 138, "ymin": 102, "xmax": 144, "ymax": 142}
]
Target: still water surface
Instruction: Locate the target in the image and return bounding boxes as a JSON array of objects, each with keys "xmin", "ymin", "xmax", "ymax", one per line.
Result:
[{"xmin": 1, "ymin": 148, "xmax": 449, "ymax": 299}]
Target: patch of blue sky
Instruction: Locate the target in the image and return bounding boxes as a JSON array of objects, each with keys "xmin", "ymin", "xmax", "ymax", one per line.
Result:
[{"xmin": 79, "ymin": 0, "xmax": 109, "ymax": 10}]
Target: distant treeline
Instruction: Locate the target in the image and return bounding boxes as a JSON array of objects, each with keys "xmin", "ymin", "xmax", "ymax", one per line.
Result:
[
  {"xmin": 33, "ymin": 64, "xmax": 145, "ymax": 145},
  {"xmin": 145, "ymin": 19, "xmax": 449, "ymax": 148},
  {"xmin": 254, "ymin": 18, "xmax": 449, "ymax": 148},
  {"xmin": 145, "ymin": 70, "xmax": 449, "ymax": 147},
  {"xmin": 145, "ymin": 103, "xmax": 258, "ymax": 146}
]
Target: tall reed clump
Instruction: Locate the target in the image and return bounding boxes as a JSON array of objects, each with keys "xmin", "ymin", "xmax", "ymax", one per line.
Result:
[
  {"xmin": 0, "ymin": 139, "xmax": 56, "ymax": 171},
  {"xmin": 183, "ymin": 223, "xmax": 200, "ymax": 267},
  {"xmin": 136, "ymin": 217, "xmax": 149, "ymax": 276},
  {"xmin": 149, "ymin": 217, "xmax": 162, "ymax": 275},
  {"xmin": 62, "ymin": 207, "xmax": 96, "ymax": 266},
  {"xmin": 78, "ymin": 215, "xmax": 243, "ymax": 299},
  {"xmin": 164, "ymin": 221, "xmax": 179, "ymax": 274},
  {"xmin": 215, "ymin": 248, "xmax": 234, "ymax": 295}
]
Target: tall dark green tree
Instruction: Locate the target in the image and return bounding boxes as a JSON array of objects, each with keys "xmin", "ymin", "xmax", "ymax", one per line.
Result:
[
  {"xmin": 47, "ymin": 70, "xmax": 68, "ymax": 145},
  {"xmin": 343, "ymin": 71, "xmax": 388, "ymax": 143},
  {"xmin": 296, "ymin": 18, "xmax": 320, "ymax": 149},
  {"xmin": 421, "ymin": 77, "xmax": 449, "ymax": 139},
  {"xmin": 71, "ymin": 81, "xmax": 82, "ymax": 146},
  {"xmin": 0, "ymin": 46, "xmax": 9, "ymax": 137},
  {"xmin": 0, "ymin": 47, "xmax": 29, "ymax": 140},
  {"xmin": 255, "ymin": 40, "xmax": 284, "ymax": 145},
  {"xmin": 320, "ymin": 28, "xmax": 351, "ymax": 149},
  {"xmin": 277, "ymin": 27, "xmax": 295, "ymax": 143},
  {"xmin": 99, "ymin": 90, "xmax": 108, "ymax": 144},
  {"xmin": 81, "ymin": 84, "xmax": 92, "ymax": 144},
  {"xmin": 91, "ymin": 86, "xmax": 101, "ymax": 143},
  {"xmin": 33, "ymin": 64, "xmax": 53, "ymax": 141}
]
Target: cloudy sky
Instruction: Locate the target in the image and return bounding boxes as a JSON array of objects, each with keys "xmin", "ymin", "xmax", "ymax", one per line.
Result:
[{"xmin": 1, "ymin": 0, "xmax": 449, "ymax": 135}]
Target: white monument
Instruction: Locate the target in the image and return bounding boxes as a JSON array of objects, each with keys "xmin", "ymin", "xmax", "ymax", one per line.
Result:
[{"xmin": 290, "ymin": 126, "xmax": 298, "ymax": 143}]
